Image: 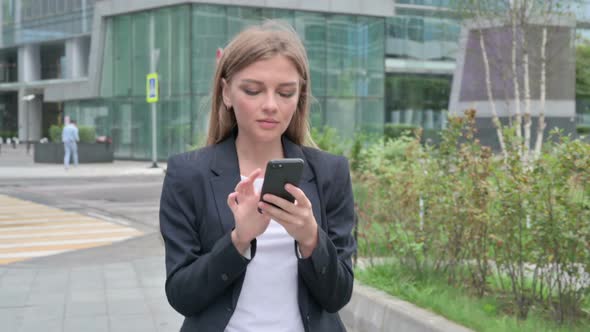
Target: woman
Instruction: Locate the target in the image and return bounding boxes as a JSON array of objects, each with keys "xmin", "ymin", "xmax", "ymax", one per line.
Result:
[{"xmin": 159, "ymin": 21, "xmax": 356, "ymax": 332}]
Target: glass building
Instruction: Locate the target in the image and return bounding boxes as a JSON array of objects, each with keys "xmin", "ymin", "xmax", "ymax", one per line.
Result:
[
  {"xmin": 386, "ymin": 0, "xmax": 459, "ymax": 130},
  {"xmin": 0, "ymin": 0, "xmax": 390, "ymax": 160},
  {"xmin": 0, "ymin": 0, "xmax": 586, "ymax": 160}
]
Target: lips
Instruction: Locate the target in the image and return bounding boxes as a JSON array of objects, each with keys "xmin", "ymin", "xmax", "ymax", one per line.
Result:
[
  {"xmin": 257, "ymin": 119, "xmax": 278, "ymax": 124},
  {"xmin": 257, "ymin": 119, "xmax": 279, "ymax": 129}
]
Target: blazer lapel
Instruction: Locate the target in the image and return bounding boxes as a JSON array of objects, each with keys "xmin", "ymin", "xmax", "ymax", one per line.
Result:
[{"xmin": 209, "ymin": 135, "xmax": 241, "ymax": 234}]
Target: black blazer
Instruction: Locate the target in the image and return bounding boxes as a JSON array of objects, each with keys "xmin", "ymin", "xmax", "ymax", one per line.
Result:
[{"xmin": 159, "ymin": 134, "xmax": 356, "ymax": 332}]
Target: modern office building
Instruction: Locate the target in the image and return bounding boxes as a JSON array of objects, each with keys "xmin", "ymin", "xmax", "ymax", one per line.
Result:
[
  {"xmin": 0, "ymin": 0, "xmax": 586, "ymax": 160},
  {"xmin": 0, "ymin": 0, "xmax": 391, "ymax": 160},
  {"xmin": 386, "ymin": 0, "xmax": 459, "ymax": 133}
]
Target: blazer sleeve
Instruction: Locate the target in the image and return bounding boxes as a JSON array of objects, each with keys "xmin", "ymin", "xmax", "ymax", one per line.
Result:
[
  {"xmin": 159, "ymin": 155, "xmax": 254, "ymax": 317},
  {"xmin": 297, "ymin": 155, "xmax": 356, "ymax": 313}
]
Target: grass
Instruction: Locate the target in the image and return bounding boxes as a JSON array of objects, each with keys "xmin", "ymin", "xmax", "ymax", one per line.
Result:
[{"xmin": 355, "ymin": 263, "xmax": 589, "ymax": 332}]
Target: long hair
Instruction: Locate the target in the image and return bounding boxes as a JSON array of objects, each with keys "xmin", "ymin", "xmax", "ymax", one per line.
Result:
[{"xmin": 206, "ymin": 21, "xmax": 314, "ymax": 146}]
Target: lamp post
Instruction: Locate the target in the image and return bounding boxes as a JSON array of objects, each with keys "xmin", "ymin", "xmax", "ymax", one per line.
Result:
[{"xmin": 22, "ymin": 94, "xmax": 35, "ymax": 154}]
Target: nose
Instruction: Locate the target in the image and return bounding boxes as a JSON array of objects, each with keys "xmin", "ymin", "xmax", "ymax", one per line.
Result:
[{"xmin": 261, "ymin": 92, "xmax": 278, "ymax": 113}]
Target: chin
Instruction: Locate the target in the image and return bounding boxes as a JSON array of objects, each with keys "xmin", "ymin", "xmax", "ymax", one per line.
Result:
[{"xmin": 254, "ymin": 129, "xmax": 285, "ymax": 143}]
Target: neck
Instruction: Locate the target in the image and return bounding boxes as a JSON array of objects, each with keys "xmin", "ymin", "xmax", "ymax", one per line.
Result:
[{"xmin": 235, "ymin": 134, "xmax": 284, "ymax": 176}]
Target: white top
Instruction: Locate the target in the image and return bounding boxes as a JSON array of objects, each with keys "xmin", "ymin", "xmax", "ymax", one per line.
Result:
[{"xmin": 225, "ymin": 177, "xmax": 305, "ymax": 332}]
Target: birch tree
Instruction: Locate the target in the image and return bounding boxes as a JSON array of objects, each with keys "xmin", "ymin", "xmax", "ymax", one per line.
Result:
[{"xmin": 451, "ymin": 0, "xmax": 578, "ymax": 165}]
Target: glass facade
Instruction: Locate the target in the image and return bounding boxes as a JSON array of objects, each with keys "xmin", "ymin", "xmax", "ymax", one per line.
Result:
[
  {"xmin": 396, "ymin": 0, "xmax": 452, "ymax": 6},
  {"xmin": 0, "ymin": 47, "xmax": 17, "ymax": 82},
  {"xmin": 386, "ymin": 10, "xmax": 460, "ymax": 60},
  {"xmin": 0, "ymin": 91, "xmax": 17, "ymax": 137},
  {"xmin": 385, "ymin": 3, "xmax": 459, "ymax": 129},
  {"xmin": 1, "ymin": 0, "xmax": 94, "ymax": 47},
  {"xmin": 385, "ymin": 73, "xmax": 450, "ymax": 129},
  {"xmin": 68, "ymin": 3, "xmax": 385, "ymax": 160}
]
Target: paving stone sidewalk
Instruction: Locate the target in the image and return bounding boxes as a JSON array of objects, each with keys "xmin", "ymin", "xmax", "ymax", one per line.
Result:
[{"xmin": 0, "ymin": 233, "xmax": 183, "ymax": 332}]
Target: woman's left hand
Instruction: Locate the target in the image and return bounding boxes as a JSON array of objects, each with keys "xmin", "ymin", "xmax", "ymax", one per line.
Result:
[{"xmin": 258, "ymin": 184, "xmax": 318, "ymax": 258}]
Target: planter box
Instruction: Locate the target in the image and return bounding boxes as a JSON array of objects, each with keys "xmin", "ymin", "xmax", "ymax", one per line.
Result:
[{"xmin": 34, "ymin": 142, "xmax": 114, "ymax": 163}]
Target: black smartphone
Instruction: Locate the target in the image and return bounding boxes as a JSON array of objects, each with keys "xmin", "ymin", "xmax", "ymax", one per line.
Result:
[{"xmin": 259, "ymin": 158, "xmax": 304, "ymax": 209}]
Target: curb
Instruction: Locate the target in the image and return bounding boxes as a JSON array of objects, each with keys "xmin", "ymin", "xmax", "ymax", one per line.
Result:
[{"xmin": 341, "ymin": 282, "xmax": 473, "ymax": 332}]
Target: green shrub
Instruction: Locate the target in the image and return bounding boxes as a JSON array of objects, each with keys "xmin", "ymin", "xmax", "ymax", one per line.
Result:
[
  {"xmin": 49, "ymin": 125, "xmax": 62, "ymax": 143},
  {"xmin": 310, "ymin": 126, "xmax": 348, "ymax": 155},
  {"xmin": 78, "ymin": 126, "xmax": 96, "ymax": 143},
  {"xmin": 0, "ymin": 130, "xmax": 17, "ymax": 138},
  {"xmin": 577, "ymin": 124, "xmax": 590, "ymax": 134},
  {"xmin": 356, "ymin": 110, "xmax": 590, "ymax": 324},
  {"xmin": 384, "ymin": 123, "xmax": 419, "ymax": 141}
]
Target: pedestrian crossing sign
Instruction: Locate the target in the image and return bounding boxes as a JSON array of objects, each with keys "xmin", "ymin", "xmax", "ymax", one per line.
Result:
[{"xmin": 146, "ymin": 73, "xmax": 159, "ymax": 103}]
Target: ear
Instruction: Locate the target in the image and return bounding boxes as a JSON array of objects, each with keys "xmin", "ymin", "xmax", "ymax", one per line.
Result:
[{"xmin": 221, "ymin": 78, "xmax": 232, "ymax": 109}]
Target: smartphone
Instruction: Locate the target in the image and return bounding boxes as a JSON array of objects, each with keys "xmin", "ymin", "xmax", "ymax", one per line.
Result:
[{"xmin": 259, "ymin": 158, "xmax": 304, "ymax": 209}]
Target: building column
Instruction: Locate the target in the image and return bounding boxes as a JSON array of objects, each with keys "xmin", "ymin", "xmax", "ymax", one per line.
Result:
[
  {"xmin": 65, "ymin": 37, "xmax": 90, "ymax": 78},
  {"xmin": 17, "ymin": 45, "xmax": 41, "ymax": 141},
  {"xmin": 18, "ymin": 44, "xmax": 40, "ymax": 82},
  {"xmin": 17, "ymin": 89, "xmax": 42, "ymax": 142}
]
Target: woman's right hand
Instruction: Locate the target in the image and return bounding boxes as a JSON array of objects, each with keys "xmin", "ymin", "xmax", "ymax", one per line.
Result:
[{"xmin": 227, "ymin": 168, "xmax": 270, "ymax": 255}]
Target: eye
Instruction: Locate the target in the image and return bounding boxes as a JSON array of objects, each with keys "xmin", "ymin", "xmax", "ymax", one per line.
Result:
[
  {"xmin": 279, "ymin": 91, "xmax": 296, "ymax": 98},
  {"xmin": 243, "ymin": 89, "xmax": 260, "ymax": 96}
]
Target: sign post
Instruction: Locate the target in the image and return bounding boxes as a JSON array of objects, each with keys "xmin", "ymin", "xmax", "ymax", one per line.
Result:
[{"xmin": 147, "ymin": 49, "xmax": 160, "ymax": 168}]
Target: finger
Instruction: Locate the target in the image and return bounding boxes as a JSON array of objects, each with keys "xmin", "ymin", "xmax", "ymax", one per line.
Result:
[
  {"xmin": 235, "ymin": 180, "xmax": 248, "ymax": 195},
  {"xmin": 248, "ymin": 168, "xmax": 262, "ymax": 182},
  {"xmin": 258, "ymin": 201, "xmax": 298, "ymax": 225},
  {"xmin": 284, "ymin": 184, "xmax": 311, "ymax": 208},
  {"xmin": 236, "ymin": 168, "xmax": 262, "ymax": 195},
  {"xmin": 236, "ymin": 178, "xmax": 254, "ymax": 195},
  {"xmin": 227, "ymin": 192, "xmax": 238, "ymax": 212},
  {"xmin": 244, "ymin": 169, "xmax": 261, "ymax": 195},
  {"xmin": 261, "ymin": 193, "xmax": 295, "ymax": 213}
]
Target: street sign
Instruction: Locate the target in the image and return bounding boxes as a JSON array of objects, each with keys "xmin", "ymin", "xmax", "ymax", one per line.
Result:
[{"xmin": 146, "ymin": 73, "xmax": 159, "ymax": 103}]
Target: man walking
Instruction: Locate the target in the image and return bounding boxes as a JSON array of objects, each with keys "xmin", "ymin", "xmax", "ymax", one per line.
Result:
[{"xmin": 62, "ymin": 119, "xmax": 79, "ymax": 169}]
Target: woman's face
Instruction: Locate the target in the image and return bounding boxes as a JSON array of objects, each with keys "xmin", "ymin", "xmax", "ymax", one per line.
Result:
[{"xmin": 222, "ymin": 55, "xmax": 300, "ymax": 144}]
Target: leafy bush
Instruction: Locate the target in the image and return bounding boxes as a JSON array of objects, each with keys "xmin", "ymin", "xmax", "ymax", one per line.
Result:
[
  {"xmin": 577, "ymin": 124, "xmax": 590, "ymax": 135},
  {"xmin": 310, "ymin": 126, "xmax": 349, "ymax": 155},
  {"xmin": 78, "ymin": 126, "xmax": 96, "ymax": 143},
  {"xmin": 383, "ymin": 123, "xmax": 419, "ymax": 141},
  {"xmin": 49, "ymin": 125, "xmax": 62, "ymax": 143},
  {"xmin": 0, "ymin": 130, "xmax": 17, "ymax": 139},
  {"xmin": 350, "ymin": 110, "xmax": 590, "ymax": 325}
]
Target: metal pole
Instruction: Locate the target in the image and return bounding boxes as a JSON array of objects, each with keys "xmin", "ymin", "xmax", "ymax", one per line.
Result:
[
  {"xmin": 25, "ymin": 98, "xmax": 30, "ymax": 154},
  {"xmin": 149, "ymin": 13, "xmax": 160, "ymax": 169},
  {"xmin": 150, "ymin": 100, "xmax": 157, "ymax": 167}
]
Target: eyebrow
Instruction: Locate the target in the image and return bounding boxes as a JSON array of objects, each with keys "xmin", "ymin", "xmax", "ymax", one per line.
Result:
[{"xmin": 239, "ymin": 79, "xmax": 298, "ymax": 87}]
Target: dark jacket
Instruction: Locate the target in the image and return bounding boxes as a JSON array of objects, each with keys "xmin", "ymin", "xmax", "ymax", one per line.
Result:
[{"xmin": 159, "ymin": 134, "xmax": 356, "ymax": 331}]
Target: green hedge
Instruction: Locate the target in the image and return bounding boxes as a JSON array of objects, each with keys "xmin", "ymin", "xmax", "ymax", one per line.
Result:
[
  {"xmin": 49, "ymin": 125, "xmax": 62, "ymax": 143},
  {"xmin": 49, "ymin": 125, "xmax": 96, "ymax": 143},
  {"xmin": 0, "ymin": 130, "xmax": 17, "ymax": 138},
  {"xmin": 384, "ymin": 123, "xmax": 419, "ymax": 140},
  {"xmin": 577, "ymin": 124, "xmax": 590, "ymax": 134},
  {"xmin": 78, "ymin": 126, "xmax": 95, "ymax": 143},
  {"xmin": 355, "ymin": 113, "xmax": 590, "ymax": 325}
]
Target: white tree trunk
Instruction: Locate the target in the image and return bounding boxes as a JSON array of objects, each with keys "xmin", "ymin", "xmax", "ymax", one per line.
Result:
[
  {"xmin": 511, "ymin": 3, "xmax": 523, "ymax": 156},
  {"xmin": 534, "ymin": 27, "xmax": 548, "ymax": 159},
  {"xmin": 480, "ymin": 30, "xmax": 508, "ymax": 159},
  {"xmin": 523, "ymin": 51, "xmax": 532, "ymax": 164}
]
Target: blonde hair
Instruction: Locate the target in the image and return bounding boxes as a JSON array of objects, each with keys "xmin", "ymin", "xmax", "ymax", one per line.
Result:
[{"xmin": 206, "ymin": 20, "xmax": 314, "ymax": 146}]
